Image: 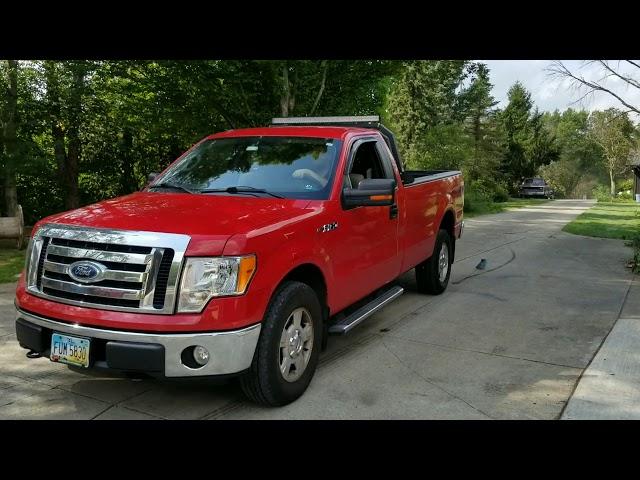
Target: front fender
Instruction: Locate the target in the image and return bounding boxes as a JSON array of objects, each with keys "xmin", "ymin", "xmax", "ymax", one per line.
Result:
[{"xmin": 223, "ymin": 222, "xmax": 336, "ymax": 320}]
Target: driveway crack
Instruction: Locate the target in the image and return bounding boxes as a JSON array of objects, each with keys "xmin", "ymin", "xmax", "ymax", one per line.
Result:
[
  {"xmin": 379, "ymin": 337, "xmax": 494, "ymax": 419},
  {"xmin": 452, "ymin": 247, "xmax": 517, "ymax": 285},
  {"xmin": 385, "ymin": 335, "xmax": 583, "ymax": 370},
  {"xmin": 89, "ymin": 404, "xmax": 113, "ymax": 420},
  {"xmin": 454, "ymin": 237, "xmax": 527, "ymax": 263}
]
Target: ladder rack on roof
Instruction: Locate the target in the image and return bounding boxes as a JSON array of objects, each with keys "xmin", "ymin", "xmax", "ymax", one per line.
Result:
[{"xmin": 271, "ymin": 116, "xmax": 404, "ymax": 172}]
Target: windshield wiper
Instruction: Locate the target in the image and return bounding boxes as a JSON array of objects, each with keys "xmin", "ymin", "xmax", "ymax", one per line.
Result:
[
  {"xmin": 200, "ymin": 186, "xmax": 285, "ymax": 199},
  {"xmin": 148, "ymin": 183, "xmax": 195, "ymax": 194}
]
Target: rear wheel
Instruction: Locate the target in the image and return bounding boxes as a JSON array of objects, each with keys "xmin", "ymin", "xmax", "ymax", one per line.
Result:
[
  {"xmin": 415, "ymin": 229, "xmax": 452, "ymax": 295},
  {"xmin": 240, "ymin": 281, "xmax": 322, "ymax": 406}
]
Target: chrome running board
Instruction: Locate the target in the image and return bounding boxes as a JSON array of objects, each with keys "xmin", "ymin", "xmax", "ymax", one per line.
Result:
[{"xmin": 328, "ymin": 286, "xmax": 404, "ymax": 334}]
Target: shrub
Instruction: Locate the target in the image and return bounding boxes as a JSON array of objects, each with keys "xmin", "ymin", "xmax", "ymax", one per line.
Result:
[
  {"xmin": 471, "ymin": 178, "xmax": 510, "ymax": 203},
  {"xmin": 618, "ymin": 178, "xmax": 634, "ymax": 192},
  {"xmin": 493, "ymin": 182, "xmax": 510, "ymax": 202},
  {"xmin": 592, "ymin": 184, "xmax": 612, "ymax": 202},
  {"xmin": 573, "ymin": 176, "xmax": 600, "ymax": 200},
  {"xmin": 616, "ymin": 177, "xmax": 634, "ymax": 200},
  {"xmin": 618, "ymin": 190, "xmax": 633, "ymax": 201},
  {"xmin": 463, "ymin": 186, "xmax": 491, "ymax": 214},
  {"xmin": 538, "ymin": 161, "xmax": 573, "ymax": 198}
]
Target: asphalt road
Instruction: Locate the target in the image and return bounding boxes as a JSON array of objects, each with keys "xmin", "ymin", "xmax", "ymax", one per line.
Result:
[{"xmin": 0, "ymin": 199, "xmax": 635, "ymax": 419}]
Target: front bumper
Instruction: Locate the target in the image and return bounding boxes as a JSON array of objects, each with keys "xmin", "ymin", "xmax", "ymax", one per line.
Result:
[
  {"xmin": 15, "ymin": 307, "xmax": 261, "ymax": 378},
  {"xmin": 15, "ymin": 275, "xmax": 271, "ymax": 333},
  {"xmin": 519, "ymin": 190, "xmax": 548, "ymax": 197}
]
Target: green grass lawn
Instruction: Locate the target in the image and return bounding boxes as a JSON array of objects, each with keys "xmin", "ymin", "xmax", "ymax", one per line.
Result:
[
  {"xmin": 0, "ymin": 240, "xmax": 25, "ymax": 284},
  {"xmin": 464, "ymin": 197, "xmax": 551, "ymax": 218},
  {"xmin": 562, "ymin": 201, "xmax": 640, "ymax": 240}
]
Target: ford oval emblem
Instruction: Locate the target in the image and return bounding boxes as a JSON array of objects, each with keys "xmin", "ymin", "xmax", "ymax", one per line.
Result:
[{"xmin": 68, "ymin": 261, "xmax": 107, "ymax": 283}]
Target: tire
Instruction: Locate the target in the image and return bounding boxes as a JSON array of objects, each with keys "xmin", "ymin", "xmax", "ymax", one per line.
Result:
[
  {"xmin": 415, "ymin": 229, "xmax": 452, "ymax": 295},
  {"xmin": 240, "ymin": 281, "xmax": 322, "ymax": 406}
]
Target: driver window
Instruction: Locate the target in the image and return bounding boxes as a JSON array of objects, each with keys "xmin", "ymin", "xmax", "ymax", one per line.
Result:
[{"xmin": 347, "ymin": 141, "xmax": 390, "ymax": 189}]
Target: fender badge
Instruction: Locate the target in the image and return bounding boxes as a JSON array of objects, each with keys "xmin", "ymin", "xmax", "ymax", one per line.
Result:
[{"xmin": 318, "ymin": 222, "xmax": 338, "ymax": 233}]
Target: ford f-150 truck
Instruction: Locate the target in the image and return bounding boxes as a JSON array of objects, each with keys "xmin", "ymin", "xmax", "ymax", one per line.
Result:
[{"xmin": 14, "ymin": 116, "xmax": 464, "ymax": 406}]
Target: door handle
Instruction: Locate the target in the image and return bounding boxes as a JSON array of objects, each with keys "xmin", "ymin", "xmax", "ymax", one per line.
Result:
[{"xmin": 390, "ymin": 204, "xmax": 398, "ymax": 219}]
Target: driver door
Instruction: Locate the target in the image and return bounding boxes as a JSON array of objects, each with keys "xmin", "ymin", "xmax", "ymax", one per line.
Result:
[{"xmin": 329, "ymin": 138, "xmax": 401, "ymax": 309}]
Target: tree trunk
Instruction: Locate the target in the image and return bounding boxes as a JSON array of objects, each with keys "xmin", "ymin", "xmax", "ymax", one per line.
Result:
[
  {"xmin": 280, "ymin": 61, "xmax": 290, "ymax": 117},
  {"xmin": 289, "ymin": 67, "xmax": 297, "ymax": 114},
  {"xmin": 64, "ymin": 65, "xmax": 85, "ymax": 210},
  {"xmin": 472, "ymin": 111, "xmax": 481, "ymax": 180},
  {"xmin": 120, "ymin": 126, "xmax": 137, "ymax": 194},
  {"xmin": 45, "ymin": 61, "xmax": 69, "ymax": 202},
  {"xmin": 609, "ymin": 168, "xmax": 616, "ymax": 196},
  {"xmin": 3, "ymin": 60, "xmax": 19, "ymax": 216},
  {"xmin": 309, "ymin": 60, "xmax": 328, "ymax": 116},
  {"xmin": 65, "ymin": 136, "xmax": 80, "ymax": 209}
]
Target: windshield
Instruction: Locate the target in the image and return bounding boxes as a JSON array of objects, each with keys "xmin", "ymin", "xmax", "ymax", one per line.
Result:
[
  {"xmin": 151, "ymin": 136, "xmax": 342, "ymax": 200},
  {"xmin": 523, "ymin": 178, "xmax": 545, "ymax": 186}
]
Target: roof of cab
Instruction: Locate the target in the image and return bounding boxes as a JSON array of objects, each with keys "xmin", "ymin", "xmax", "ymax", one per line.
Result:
[{"xmin": 207, "ymin": 126, "xmax": 379, "ymax": 141}]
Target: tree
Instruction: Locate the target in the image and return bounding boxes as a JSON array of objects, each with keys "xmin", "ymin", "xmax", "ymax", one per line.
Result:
[
  {"xmin": 64, "ymin": 61, "xmax": 92, "ymax": 209},
  {"xmin": 526, "ymin": 108, "xmax": 559, "ymax": 173},
  {"xmin": 538, "ymin": 109, "xmax": 602, "ymax": 197},
  {"xmin": 499, "ymin": 82, "xmax": 533, "ymax": 184},
  {"xmin": 538, "ymin": 160, "xmax": 579, "ymax": 198},
  {"xmin": 1, "ymin": 60, "xmax": 19, "ymax": 215},
  {"xmin": 499, "ymin": 82, "xmax": 560, "ymax": 188},
  {"xmin": 386, "ymin": 60, "xmax": 477, "ymax": 168},
  {"xmin": 462, "ymin": 64, "xmax": 502, "ymax": 182},
  {"xmin": 268, "ymin": 60, "xmax": 396, "ymax": 118},
  {"xmin": 44, "ymin": 61, "xmax": 81, "ymax": 210},
  {"xmin": 548, "ymin": 61, "xmax": 640, "ymax": 115},
  {"xmin": 275, "ymin": 61, "xmax": 328, "ymax": 117},
  {"xmin": 589, "ymin": 108, "xmax": 636, "ymax": 195}
]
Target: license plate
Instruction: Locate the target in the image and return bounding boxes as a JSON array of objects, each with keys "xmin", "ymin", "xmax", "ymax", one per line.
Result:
[{"xmin": 50, "ymin": 333, "xmax": 90, "ymax": 368}]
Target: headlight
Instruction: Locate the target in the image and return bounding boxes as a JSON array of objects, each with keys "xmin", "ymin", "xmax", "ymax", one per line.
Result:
[
  {"xmin": 177, "ymin": 255, "xmax": 257, "ymax": 313},
  {"xmin": 25, "ymin": 227, "xmax": 44, "ymax": 289}
]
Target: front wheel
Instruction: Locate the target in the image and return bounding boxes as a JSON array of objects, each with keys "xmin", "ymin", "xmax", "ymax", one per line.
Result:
[
  {"xmin": 240, "ymin": 281, "xmax": 322, "ymax": 406},
  {"xmin": 415, "ymin": 229, "xmax": 452, "ymax": 295}
]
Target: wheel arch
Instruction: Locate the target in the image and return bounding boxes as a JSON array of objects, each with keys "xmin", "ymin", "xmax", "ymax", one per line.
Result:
[
  {"xmin": 277, "ymin": 263, "xmax": 329, "ymax": 318},
  {"xmin": 439, "ymin": 208, "xmax": 456, "ymax": 262}
]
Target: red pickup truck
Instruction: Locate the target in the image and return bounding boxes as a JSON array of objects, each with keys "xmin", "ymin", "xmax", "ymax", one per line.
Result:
[{"xmin": 15, "ymin": 116, "xmax": 464, "ymax": 406}]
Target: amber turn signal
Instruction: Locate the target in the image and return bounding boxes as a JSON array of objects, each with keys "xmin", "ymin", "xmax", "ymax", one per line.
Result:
[
  {"xmin": 237, "ymin": 255, "xmax": 257, "ymax": 293},
  {"xmin": 369, "ymin": 194, "xmax": 393, "ymax": 201}
]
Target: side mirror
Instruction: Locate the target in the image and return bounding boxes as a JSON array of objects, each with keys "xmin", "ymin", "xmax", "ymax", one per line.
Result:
[
  {"xmin": 342, "ymin": 178, "xmax": 396, "ymax": 208},
  {"xmin": 401, "ymin": 172, "xmax": 414, "ymax": 184},
  {"xmin": 147, "ymin": 172, "xmax": 159, "ymax": 184}
]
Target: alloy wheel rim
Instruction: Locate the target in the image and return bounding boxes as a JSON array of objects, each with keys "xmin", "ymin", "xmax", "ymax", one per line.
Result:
[
  {"xmin": 279, "ymin": 307, "xmax": 314, "ymax": 383},
  {"xmin": 438, "ymin": 243, "xmax": 449, "ymax": 283}
]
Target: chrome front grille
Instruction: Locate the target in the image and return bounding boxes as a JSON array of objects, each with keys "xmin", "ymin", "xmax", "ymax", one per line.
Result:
[{"xmin": 26, "ymin": 224, "xmax": 191, "ymax": 314}]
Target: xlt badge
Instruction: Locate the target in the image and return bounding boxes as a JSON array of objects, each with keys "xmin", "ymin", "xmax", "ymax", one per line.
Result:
[{"xmin": 318, "ymin": 222, "xmax": 338, "ymax": 233}]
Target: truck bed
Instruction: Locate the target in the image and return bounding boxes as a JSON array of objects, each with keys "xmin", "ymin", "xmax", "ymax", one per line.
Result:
[{"xmin": 402, "ymin": 169, "xmax": 462, "ymax": 186}]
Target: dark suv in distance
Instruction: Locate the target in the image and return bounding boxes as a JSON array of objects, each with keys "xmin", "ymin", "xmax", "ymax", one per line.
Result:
[{"xmin": 518, "ymin": 177, "xmax": 554, "ymax": 199}]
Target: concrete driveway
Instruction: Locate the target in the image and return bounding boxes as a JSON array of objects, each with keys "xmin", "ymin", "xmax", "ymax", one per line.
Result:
[{"xmin": 0, "ymin": 199, "xmax": 635, "ymax": 419}]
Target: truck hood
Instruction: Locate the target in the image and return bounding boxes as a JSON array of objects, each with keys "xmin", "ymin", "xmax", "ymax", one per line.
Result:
[{"xmin": 40, "ymin": 192, "xmax": 320, "ymax": 255}]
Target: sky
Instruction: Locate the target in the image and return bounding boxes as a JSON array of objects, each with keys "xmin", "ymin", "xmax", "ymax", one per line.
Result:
[{"xmin": 480, "ymin": 60, "xmax": 640, "ymax": 118}]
